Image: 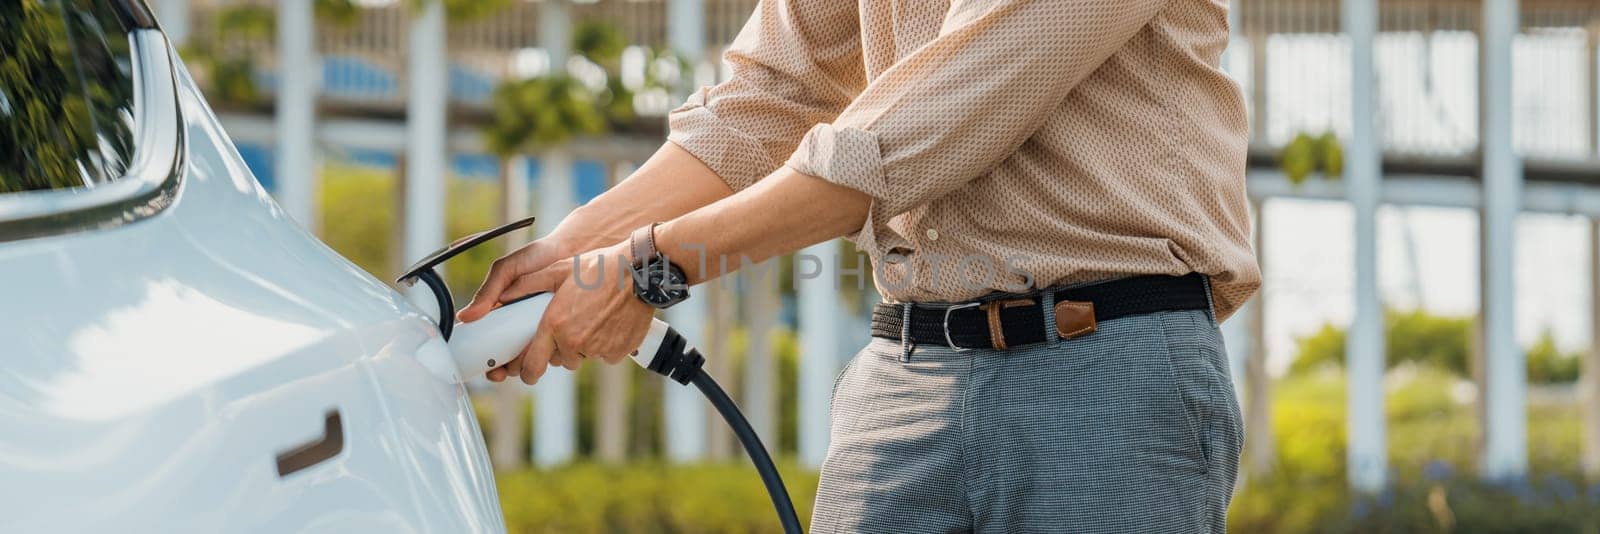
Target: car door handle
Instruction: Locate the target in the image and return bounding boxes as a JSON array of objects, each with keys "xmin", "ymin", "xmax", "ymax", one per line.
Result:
[{"xmin": 275, "ymin": 409, "xmax": 344, "ymax": 477}]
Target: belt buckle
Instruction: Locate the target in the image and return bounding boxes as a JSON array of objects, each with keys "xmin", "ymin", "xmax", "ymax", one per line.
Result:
[{"xmin": 942, "ymin": 302, "xmax": 981, "ymax": 352}]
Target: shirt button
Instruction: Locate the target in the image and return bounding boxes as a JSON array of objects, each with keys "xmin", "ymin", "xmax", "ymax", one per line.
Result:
[{"xmin": 925, "ymin": 228, "xmax": 939, "ymax": 241}]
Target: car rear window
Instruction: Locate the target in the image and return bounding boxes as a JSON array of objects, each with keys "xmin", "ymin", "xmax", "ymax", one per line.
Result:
[{"xmin": 0, "ymin": 1, "xmax": 139, "ymax": 194}]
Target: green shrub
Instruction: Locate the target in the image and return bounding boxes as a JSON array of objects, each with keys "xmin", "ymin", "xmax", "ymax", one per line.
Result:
[
  {"xmin": 1227, "ymin": 366, "xmax": 1593, "ymax": 532},
  {"xmin": 494, "ymin": 462, "xmax": 1600, "ymax": 533},
  {"xmin": 316, "ymin": 163, "xmax": 502, "ymax": 298},
  {"xmin": 1231, "ymin": 473, "xmax": 1600, "ymax": 533},
  {"xmin": 495, "ymin": 463, "xmax": 819, "ymax": 534}
]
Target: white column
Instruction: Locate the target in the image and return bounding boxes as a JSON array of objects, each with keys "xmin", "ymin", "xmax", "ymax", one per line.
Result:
[
  {"xmin": 1480, "ymin": 0, "xmax": 1527, "ymax": 481},
  {"xmin": 403, "ymin": 0, "xmax": 447, "ymax": 306},
  {"xmin": 1220, "ymin": 0, "xmax": 1242, "ymax": 74},
  {"xmin": 532, "ymin": 150, "xmax": 579, "ymax": 467},
  {"xmin": 1587, "ymin": 32, "xmax": 1598, "ymax": 156},
  {"xmin": 155, "ymin": 0, "xmax": 189, "ymax": 46},
  {"xmin": 1343, "ymin": 0, "xmax": 1387, "ymax": 493},
  {"xmin": 596, "ymin": 161, "xmax": 632, "ymax": 464},
  {"xmin": 743, "ymin": 262, "xmax": 780, "ymax": 444},
  {"xmin": 539, "ymin": 0, "xmax": 572, "ymax": 70},
  {"xmin": 1240, "ymin": 199, "xmax": 1274, "ymax": 479},
  {"xmin": 526, "ymin": 0, "xmax": 578, "ymax": 468},
  {"xmin": 1584, "ymin": 220, "xmax": 1600, "ymax": 477},
  {"xmin": 663, "ymin": 299, "xmax": 710, "ymax": 461},
  {"xmin": 798, "ymin": 240, "xmax": 843, "ymax": 468},
  {"xmin": 503, "ymin": 156, "xmax": 533, "ymax": 228},
  {"xmin": 276, "ymin": 0, "xmax": 318, "ymax": 230},
  {"xmin": 1222, "ymin": 286, "xmax": 1251, "ymax": 400},
  {"xmin": 1248, "ymin": 30, "xmax": 1268, "ymax": 146},
  {"xmin": 667, "ymin": 0, "xmax": 706, "ymax": 60},
  {"xmin": 662, "ymin": 0, "xmax": 710, "ymax": 464}
]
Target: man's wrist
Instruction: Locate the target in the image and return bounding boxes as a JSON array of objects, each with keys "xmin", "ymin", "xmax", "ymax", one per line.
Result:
[
  {"xmin": 651, "ymin": 220, "xmax": 709, "ymax": 285},
  {"xmin": 628, "ymin": 223, "xmax": 690, "ymax": 309},
  {"xmin": 548, "ymin": 206, "xmax": 627, "ymax": 257}
]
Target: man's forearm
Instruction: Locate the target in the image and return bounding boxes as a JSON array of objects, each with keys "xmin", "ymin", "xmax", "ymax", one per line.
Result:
[
  {"xmin": 552, "ymin": 142, "xmax": 733, "ymax": 252},
  {"xmin": 653, "ymin": 166, "xmax": 873, "ymax": 284}
]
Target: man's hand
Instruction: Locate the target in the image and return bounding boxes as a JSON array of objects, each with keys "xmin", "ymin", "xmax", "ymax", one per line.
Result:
[
  {"xmin": 483, "ymin": 241, "xmax": 655, "ymax": 385},
  {"xmin": 460, "ymin": 143, "xmax": 736, "ymax": 325},
  {"xmin": 458, "ymin": 236, "xmax": 576, "ymax": 324}
]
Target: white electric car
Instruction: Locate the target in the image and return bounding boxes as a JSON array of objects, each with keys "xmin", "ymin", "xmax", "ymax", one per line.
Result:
[{"xmin": 0, "ymin": 2, "xmax": 504, "ymax": 531}]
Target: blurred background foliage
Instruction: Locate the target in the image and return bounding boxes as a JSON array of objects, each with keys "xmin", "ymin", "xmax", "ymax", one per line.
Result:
[
  {"xmin": 1289, "ymin": 308, "xmax": 1583, "ymax": 383},
  {"xmin": 1281, "ymin": 131, "xmax": 1345, "ymax": 185},
  {"xmin": 317, "ymin": 162, "xmax": 500, "ymax": 298},
  {"xmin": 482, "ymin": 19, "xmax": 688, "ymax": 159}
]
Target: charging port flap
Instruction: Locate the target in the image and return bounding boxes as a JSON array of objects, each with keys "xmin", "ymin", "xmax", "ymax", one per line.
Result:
[
  {"xmin": 394, "ymin": 215, "xmax": 537, "ymax": 286},
  {"xmin": 394, "ymin": 216, "xmax": 537, "ymax": 340}
]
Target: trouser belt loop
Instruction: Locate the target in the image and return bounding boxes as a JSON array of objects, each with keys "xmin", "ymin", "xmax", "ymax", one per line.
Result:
[
  {"xmin": 1040, "ymin": 290, "xmax": 1060, "ymax": 344},
  {"xmin": 899, "ymin": 302, "xmax": 914, "ymax": 363},
  {"xmin": 980, "ymin": 298, "xmax": 1034, "ymax": 350}
]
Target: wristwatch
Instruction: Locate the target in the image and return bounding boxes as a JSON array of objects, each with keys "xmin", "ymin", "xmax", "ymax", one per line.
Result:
[{"xmin": 629, "ymin": 223, "xmax": 690, "ymax": 309}]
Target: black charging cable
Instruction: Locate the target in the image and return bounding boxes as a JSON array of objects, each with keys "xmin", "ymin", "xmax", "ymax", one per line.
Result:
[{"xmin": 643, "ymin": 326, "xmax": 804, "ymax": 534}]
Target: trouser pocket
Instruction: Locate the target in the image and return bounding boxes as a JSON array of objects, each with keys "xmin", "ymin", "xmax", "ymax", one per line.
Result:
[
  {"xmin": 829, "ymin": 349, "xmax": 864, "ymax": 413},
  {"xmin": 1157, "ymin": 311, "xmax": 1230, "ymax": 470}
]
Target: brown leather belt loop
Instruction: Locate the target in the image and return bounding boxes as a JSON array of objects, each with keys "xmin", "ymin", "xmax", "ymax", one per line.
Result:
[
  {"xmin": 981, "ymin": 298, "xmax": 1034, "ymax": 350},
  {"xmin": 1054, "ymin": 300, "xmax": 1098, "ymax": 340}
]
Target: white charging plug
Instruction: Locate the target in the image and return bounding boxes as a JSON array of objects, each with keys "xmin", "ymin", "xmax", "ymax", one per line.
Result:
[{"xmin": 444, "ymin": 293, "xmax": 671, "ymax": 382}]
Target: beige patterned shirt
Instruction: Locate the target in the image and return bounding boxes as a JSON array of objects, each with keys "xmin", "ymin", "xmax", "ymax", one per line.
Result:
[{"xmin": 667, "ymin": 0, "xmax": 1260, "ymax": 319}]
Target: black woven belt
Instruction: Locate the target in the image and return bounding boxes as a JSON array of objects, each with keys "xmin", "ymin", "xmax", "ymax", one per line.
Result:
[{"xmin": 871, "ymin": 273, "xmax": 1211, "ymax": 350}]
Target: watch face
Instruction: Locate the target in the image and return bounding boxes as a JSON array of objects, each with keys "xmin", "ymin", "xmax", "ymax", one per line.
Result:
[{"xmin": 634, "ymin": 259, "xmax": 689, "ymax": 308}]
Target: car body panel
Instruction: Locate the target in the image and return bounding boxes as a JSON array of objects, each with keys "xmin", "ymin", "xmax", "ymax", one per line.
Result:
[{"xmin": 0, "ymin": 39, "xmax": 504, "ymax": 532}]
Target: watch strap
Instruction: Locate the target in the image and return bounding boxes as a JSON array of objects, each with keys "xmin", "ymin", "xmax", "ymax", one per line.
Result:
[{"xmin": 630, "ymin": 223, "xmax": 658, "ymax": 268}]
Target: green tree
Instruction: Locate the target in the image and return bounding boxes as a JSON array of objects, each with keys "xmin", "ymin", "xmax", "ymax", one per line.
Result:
[
  {"xmin": 1287, "ymin": 309, "xmax": 1472, "ymax": 376},
  {"xmin": 181, "ymin": 4, "xmax": 273, "ymax": 106},
  {"xmin": 1280, "ymin": 133, "xmax": 1318, "ymax": 185},
  {"xmin": 1525, "ymin": 330, "xmax": 1582, "ymax": 383},
  {"xmin": 408, "ymin": 0, "xmax": 512, "ymax": 22},
  {"xmin": 482, "ymin": 75, "xmax": 607, "ymax": 156},
  {"xmin": 479, "ymin": 19, "xmax": 681, "ymax": 156},
  {"xmin": 183, "ymin": 0, "xmax": 404, "ymax": 107},
  {"xmin": 1279, "ymin": 130, "xmax": 1343, "ymax": 185},
  {"xmin": 1315, "ymin": 131, "xmax": 1343, "ymax": 178},
  {"xmin": 1384, "ymin": 309, "xmax": 1474, "ymax": 374},
  {"xmin": 1289, "ymin": 310, "xmax": 1581, "ymax": 384}
]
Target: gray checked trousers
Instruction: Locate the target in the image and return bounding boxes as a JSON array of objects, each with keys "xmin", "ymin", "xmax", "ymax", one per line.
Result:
[{"xmin": 811, "ymin": 309, "xmax": 1242, "ymax": 533}]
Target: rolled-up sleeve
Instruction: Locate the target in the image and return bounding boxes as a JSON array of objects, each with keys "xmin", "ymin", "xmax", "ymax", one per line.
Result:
[
  {"xmin": 786, "ymin": 0, "xmax": 1167, "ymax": 227},
  {"xmin": 666, "ymin": 0, "xmax": 865, "ymax": 193}
]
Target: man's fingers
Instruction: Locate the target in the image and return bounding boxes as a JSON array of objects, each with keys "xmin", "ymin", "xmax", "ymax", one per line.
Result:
[
  {"xmin": 519, "ymin": 323, "xmax": 558, "ymax": 385},
  {"xmin": 503, "ymin": 350, "xmax": 524, "ymax": 379},
  {"xmin": 499, "ymin": 264, "xmax": 572, "ymax": 304},
  {"xmin": 486, "ymin": 367, "xmax": 508, "ymax": 382},
  {"xmin": 460, "ymin": 259, "xmax": 516, "ymax": 322},
  {"xmin": 558, "ymin": 349, "xmax": 583, "ymax": 371}
]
